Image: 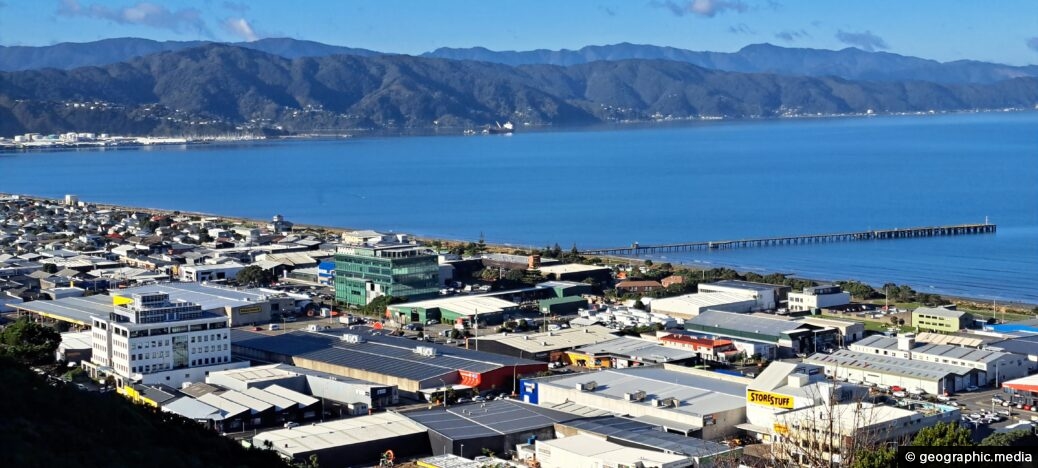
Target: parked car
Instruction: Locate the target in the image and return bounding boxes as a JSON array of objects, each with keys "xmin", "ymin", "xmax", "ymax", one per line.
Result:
[
  {"xmin": 936, "ymin": 395, "xmax": 951, "ymax": 402},
  {"xmin": 893, "ymin": 391, "xmax": 908, "ymax": 398},
  {"xmin": 966, "ymin": 385, "xmax": 979, "ymax": 392},
  {"xmin": 991, "ymin": 396, "xmax": 1005, "ymax": 403},
  {"xmin": 284, "ymin": 422, "xmax": 299, "ymax": 429},
  {"xmin": 426, "ymin": 319, "xmax": 440, "ymax": 325}
]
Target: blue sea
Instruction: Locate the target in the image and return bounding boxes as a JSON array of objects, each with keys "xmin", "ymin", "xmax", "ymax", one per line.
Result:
[{"xmin": 2, "ymin": 112, "xmax": 1036, "ymax": 302}]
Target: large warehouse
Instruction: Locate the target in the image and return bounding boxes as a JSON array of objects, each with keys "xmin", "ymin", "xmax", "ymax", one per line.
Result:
[
  {"xmin": 469, "ymin": 325, "xmax": 618, "ymax": 362},
  {"xmin": 404, "ymin": 399, "xmax": 582, "ymax": 459},
  {"xmin": 251, "ymin": 411, "xmax": 429, "ymax": 467},
  {"xmin": 520, "ymin": 365, "xmax": 750, "ymax": 440},
  {"xmin": 804, "ymin": 349, "xmax": 976, "ymax": 395},
  {"xmin": 684, "ymin": 310, "xmax": 840, "ymax": 358},
  {"xmin": 387, "ymin": 295, "xmax": 519, "ymax": 327},
  {"xmin": 231, "ymin": 329, "xmax": 546, "ymax": 399}
]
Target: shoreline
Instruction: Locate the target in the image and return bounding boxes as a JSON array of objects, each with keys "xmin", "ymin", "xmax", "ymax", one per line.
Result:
[
  {"xmin": 3, "ymin": 108, "xmax": 1034, "ymax": 155},
  {"xmin": 4, "ymin": 192, "xmax": 1036, "ymax": 310}
]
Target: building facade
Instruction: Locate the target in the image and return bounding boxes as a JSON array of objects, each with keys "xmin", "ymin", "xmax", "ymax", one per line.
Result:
[
  {"xmin": 912, "ymin": 306, "xmax": 973, "ymax": 332},
  {"xmin": 86, "ymin": 292, "xmax": 244, "ymax": 387},
  {"xmin": 787, "ymin": 285, "xmax": 850, "ymax": 312},
  {"xmin": 334, "ymin": 242, "xmax": 439, "ymax": 307}
]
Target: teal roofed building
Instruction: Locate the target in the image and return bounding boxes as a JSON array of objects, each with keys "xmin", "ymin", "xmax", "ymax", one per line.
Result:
[{"xmin": 334, "ymin": 233, "xmax": 440, "ymax": 308}]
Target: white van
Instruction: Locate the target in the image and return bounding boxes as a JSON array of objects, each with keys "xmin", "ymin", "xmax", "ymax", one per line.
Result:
[{"xmin": 269, "ymin": 323, "xmax": 280, "ymax": 331}]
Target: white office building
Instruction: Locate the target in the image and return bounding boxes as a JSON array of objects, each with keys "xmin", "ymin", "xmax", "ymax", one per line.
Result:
[
  {"xmin": 86, "ymin": 292, "xmax": 246, "ymax": 387},
  {"xmin": 787, "ymin": 285, "xmax": 850, "ymax": 312}
]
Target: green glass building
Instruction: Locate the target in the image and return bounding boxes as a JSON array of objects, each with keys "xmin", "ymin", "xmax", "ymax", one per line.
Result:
[{"xmin": 334, "ymin": 243, "xmax": 440, "ymax": 308}]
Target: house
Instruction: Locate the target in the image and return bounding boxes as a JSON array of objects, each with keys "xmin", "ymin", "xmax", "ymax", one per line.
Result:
[{"xmin": 615, "ymin": 280, "xmax": 663, "ymax": 295}]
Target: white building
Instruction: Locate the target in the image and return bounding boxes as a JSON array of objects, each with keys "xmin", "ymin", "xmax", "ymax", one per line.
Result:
[
  {"xmin": 649, "ymin": 292, "xmax": 757, "ymax": 320},
  {"xmin": 787, "ymin": 285, "xmax": 850, "ymax": 312},
  {"xmin": 86, "ymin": 292, "xmax": 246, "ymax": 387},
  {"xmin": 179, "ymin": 262, "xmax": 245, "ymax": 282},
  {"xmin": 698, "ymin": 280, "xmax": 786, "ymax": 311},
  {"xmin": 532, "ymin": 434, "xmax": 690, "ymax": 468},
  {"xmin": 850, "ymin": 334, "xmax": 1031, "ymax": 386}
]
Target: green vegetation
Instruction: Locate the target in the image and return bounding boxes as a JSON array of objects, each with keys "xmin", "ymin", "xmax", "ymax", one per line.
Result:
[
  {"xmin": 236, "ymin": 265, "xmax": 275, "ymax": 287},
  {"xmin": 0, "ymin": 318, "xmax": 60, "ymax": 366},
  {"xmin": 0, "ymin": 356, "xmax": 290, "ymax": 468},
  {"xmin": 911, "ymin": 422, "xmax": 973, "ymax": 446},
  {"xmin": 850, "ymin": 446, "xmax": 896, "ymax": 468},
  {"xmin": 979, "ymin": 430, "xmax": 1037, "ymax": 446},
  {"xmin": 358, "ymin": 295, "xmax": 407, "ymax": 317}
]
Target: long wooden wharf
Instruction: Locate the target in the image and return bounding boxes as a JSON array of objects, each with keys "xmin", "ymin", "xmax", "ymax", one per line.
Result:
[{"xmin": 578, "ymin": 223, "xmax": 996, "ymax": 256}]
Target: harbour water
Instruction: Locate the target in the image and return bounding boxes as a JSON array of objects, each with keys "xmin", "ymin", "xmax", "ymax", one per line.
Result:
[{"xmin": 2, "ymin": 112, "xmax": 1035, "ymax": 302}]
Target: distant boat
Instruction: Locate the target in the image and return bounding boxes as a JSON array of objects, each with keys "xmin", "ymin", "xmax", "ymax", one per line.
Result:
[{"xmin": 484, "ymin": 121, "xmax": 514, "ymax": 135}]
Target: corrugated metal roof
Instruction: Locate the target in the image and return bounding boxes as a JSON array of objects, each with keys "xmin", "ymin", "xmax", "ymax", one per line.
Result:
[
  {"xmin": 805, "ymin": 349, "xmax": 973, "ymax": 380},
  {"xmin": 231, "ymin": 329, "xmax": 542, "ymax": 383},
  {"xmin": 686, "ymin": 310, "xmax": 808, "ymax": 338},
  {"xmin": 575, "ymin": 336, "xmax": 698, "ymax": 363},
  {"xmin": 563, "ymin": 417, "xmax": 735, "ymax": 458},
  {"xmin": 252, "ymin": 412, "xmax": 426, "ymax": 456},
  {"xmin": 404, "ymin": 399, "xmax": 580, "ymax": 440}
]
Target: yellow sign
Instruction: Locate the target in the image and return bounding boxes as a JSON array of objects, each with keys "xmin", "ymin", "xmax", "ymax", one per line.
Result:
[
  {"xmin": 112, "ymin": 295, "xmax": 134, "ymax": 306},
  {"xmin": 239, "ymin": 305, "xmax": 262, "ymax": 315},
  {"xmin": 747, "ymin": 390, "xmax": 794, "ymax": 408},
  {"xmin": 773, "ymin": 423, "xmax": 789, "ymax": 435}
]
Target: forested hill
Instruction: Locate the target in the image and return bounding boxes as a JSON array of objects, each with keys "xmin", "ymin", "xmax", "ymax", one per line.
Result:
[{"xmin": 2, "ymin": 44, "xmax": 1036, "ymax": 136}]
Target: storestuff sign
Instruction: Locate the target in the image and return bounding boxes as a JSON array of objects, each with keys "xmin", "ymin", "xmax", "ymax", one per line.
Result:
[{"xmin": 747, "ymin": 389, "xmax": 794, "ymax": 408}]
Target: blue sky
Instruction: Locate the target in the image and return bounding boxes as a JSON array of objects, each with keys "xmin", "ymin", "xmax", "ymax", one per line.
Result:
[{"xmin": 1, "ymin": 0, "xmax": 1036, "ymax": 65}]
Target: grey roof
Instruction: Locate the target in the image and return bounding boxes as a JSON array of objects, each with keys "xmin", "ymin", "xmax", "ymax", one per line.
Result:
[
  {"xmin": 539, "ymin": 367, "xmax": 747, "ymax": 416},
  {"xmin": 121, "ymin": 283, "xmax": 271, "ymax": 310},
  {"xmin": 707, "ymin": 280, "xmax": 784, "ymax": 292},
  {"xmin": 181, "ymin": 382, "xmax": 221, "ymax": 398},
  {"xmin": 988, "ymin": 335, "xmax": 1038, "ymax": 356},
  {"xmin": 231, "ymin": 329, "xmax": 542, "ymax": 383},
  {"xmin": 913, "ymin": 306, "xmax": 968, "ymax": 319},
  {"xmin": 855, "ymin": 335, "xmax": 1011, "ymax": 364},
  {"xmin": 163, "ymin": 397, "xmax": 224, "ymax": 421},
  {"xmin": 805, "ymin": 349, "xmax": 973, "ymax": 380},
  {"xmin": 14, "ymin": 295, "xmax": 112, "ymax": 325},
  {"xmin": 575, "ymin": 337, "xmax": 698, "ymax": 363},
  {"xmin": 686, "ymin": 310, "xmax": 809, "ymax": 338},
  {"xmin": 562, "ymin": 417, "xmax": 735, "ymax": 458},
  {"xmin": 403, "ymin": 399, "xmax": 580, "ymax": 440}
]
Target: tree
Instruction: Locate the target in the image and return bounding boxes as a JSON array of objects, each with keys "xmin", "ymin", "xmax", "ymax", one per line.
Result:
[
  {"xmin": 236, "ymin": 265, "xmax": 274, "ymax": 286},
  {"xmin": 851, "ymin": 446, "xmax": 896, "ymax": 468},
  {"xmin": 0, "ymin": 318, "xmax": 61, "ymax": 366},
  {"xmin": 361, "ymin": 295, "xmax": 406, "ymax": 317},
  {"xmin": 911, "ymin": 422, "xmax": 973, "ymax": 446},
  {"xmin": 632, "ymin": 299, "xmax": 646, "ymax": 310},
  {"xmin": 42, "ymin": 263, "xmax": 58, "ymax": 274},
  {"xmin": 979, "ymin": 430, "xmax": 1036, "ymax": 446}
]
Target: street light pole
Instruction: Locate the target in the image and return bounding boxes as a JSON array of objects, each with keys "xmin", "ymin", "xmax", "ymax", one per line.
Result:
[{"xmin": 438, "ymin": 377, "xmax": 447, "ymax": 408}]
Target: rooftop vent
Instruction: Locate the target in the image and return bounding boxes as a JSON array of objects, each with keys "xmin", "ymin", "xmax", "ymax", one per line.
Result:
[
  {"xmin": 341, "ymin": 334, "xmax": 364, "ymax": 344},
  {"xmin": 624, "ymin": 390, "xmax": 647, "ymax": 402},
  {"xmin": 576, "ymin": 381, "xmax": 597, "ymax": 392},
  {"xmin": 414, "ymin": 346, "xmax": 438, "ymax": 357}
]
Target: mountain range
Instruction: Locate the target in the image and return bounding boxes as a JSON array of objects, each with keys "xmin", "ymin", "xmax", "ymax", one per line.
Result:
[
  {"xmin": 2, "ymin": 43, "xmax": 1036, "ymax": 136},
  {"xmin": 3, "ymin": 38, "xmax": 1037, "ymax": 85}
]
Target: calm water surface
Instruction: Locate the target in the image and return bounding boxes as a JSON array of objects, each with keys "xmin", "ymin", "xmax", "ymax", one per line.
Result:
[{"xmin": 2, "ymin": 112, "xmax": 1035, "ymax": 302}]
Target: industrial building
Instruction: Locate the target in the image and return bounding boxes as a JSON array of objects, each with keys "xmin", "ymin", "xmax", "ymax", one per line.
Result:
[
  {"xmin": 334, "ymin": 235, "xmax": 440, "ymax": 307},
  {"xmin": 552, "ymin": 417, "xmax": 742, "ymax": 467},
  {"xmin": 649, "ymin": 293, "xmax": 757, "ymax": 320},
  {"xmin": 656, "ymin": 335, "xmax": 740, "ymax": 364},
  {"xmin": 912, "ymin": 306, "xmax": 973, "ymax": 332},
  {"xmin": 178, "ymin": 262, "xmax": 245, "ymax": 283},
  {"xmin": 529, "ymin": 434, "xmax": 691, "ymax": 468},
  {"xmin": 786, "ymin": 285, "xmax": 850, "ymax": 312},
  {"xmin": 684, "ymin": 310, "xmax": 840, "ymax": 359},
  {"xmin": 520, "ymin": 365, "xmax": 750, "ymax": 440},
  {"xmin": 804, "ymin": 349, "xmax": 977, "ymax": 395},
  {"xmin": 13, "ymin": 282, "xmax": 293, "ymax": 328},
  {"xmin": 566, "ymin": 336, "xmax": 700, "ymax": 369},
  {"xmin": 697, "ymin": 280, "xmax": 789, "ymax": 311},
  {"xmin": 1001, "ymin": 374, "xmax": 1038, "ymax": 407},
  {"xmin": 849, "ymin": 334, "xmax": 1031, "ymax": 386},
  {"xmin": 469, "ymin": 325, "xmax": 618, "ymax": 362},
  {"xmin": 388, "ymin": 295, "xmax": 519, "ymax": 327},
  {"xmin": 56, "ymin": 330, "xmax": 93, "ymax": 363},
  {"xmin": 536, "ymin": 263, "xmax": 612, "ymax": 283},
  {"xmin": 206, "ymin": 363, "xmax": 398, "ymax": 410},
  {"xmin": 405, "ymin": 399, "xmax": 582, "ymax": 459},
  {"xmin": 231, "ymin": 329, "xmax": 546, "ymax": 399},
  {"xmin": 251, "ymin": 411, "xmax": 430, "ymax": 467}
]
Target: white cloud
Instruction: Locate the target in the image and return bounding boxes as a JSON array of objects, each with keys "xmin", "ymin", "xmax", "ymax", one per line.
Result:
[
  {"xmin": 56, "ymin": 0, "xmax": 210, "ymax": 36},
  {"xmin": 835, "ymin": 29, "xmax": 889, "ymax": 52},
  {"xmin": 651, "ymin": 0, "xmax": 749, "ymax": 18},
  {"xmin": 222, "ymin": 17, "xmax": 258, "ymax": 42}
]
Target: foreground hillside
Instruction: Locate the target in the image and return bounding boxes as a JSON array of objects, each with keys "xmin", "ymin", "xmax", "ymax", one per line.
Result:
[
  {"xmin": 1, "ymin": 44, "xmax": 1036, "ymax": 135},
  {"xmin": 0, "ymin": 357, "xmax": 289, "ymax": 468}
]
